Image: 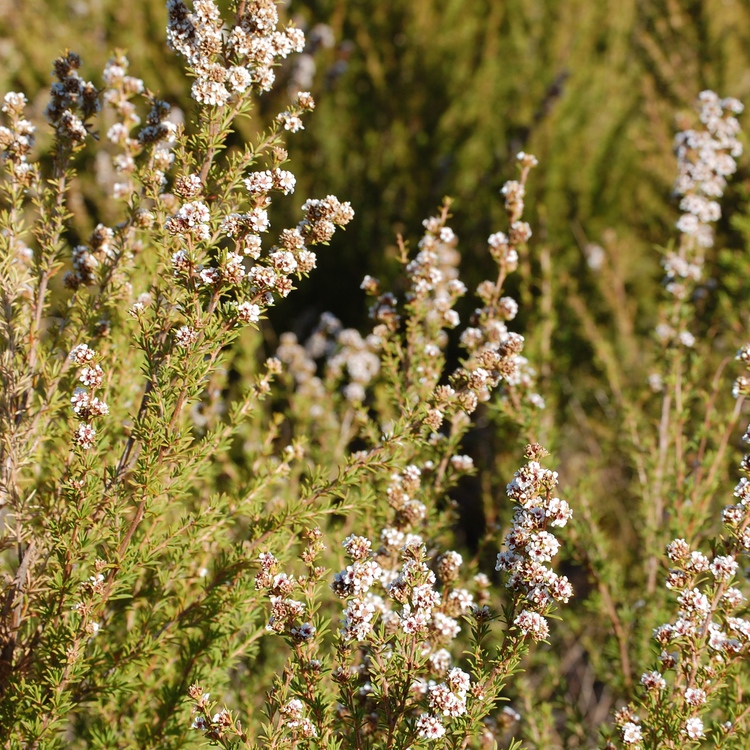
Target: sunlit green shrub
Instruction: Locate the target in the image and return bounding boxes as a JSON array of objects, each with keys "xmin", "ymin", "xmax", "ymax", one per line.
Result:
[{"xmin": 1, "ymin": 2, "xmax": 750, "ymax": 750}]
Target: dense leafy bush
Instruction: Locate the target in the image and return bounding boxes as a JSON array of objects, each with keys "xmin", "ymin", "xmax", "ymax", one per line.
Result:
[{"xmin": 1, "ymin": 2, "xmax": 750, "ymax": 749}]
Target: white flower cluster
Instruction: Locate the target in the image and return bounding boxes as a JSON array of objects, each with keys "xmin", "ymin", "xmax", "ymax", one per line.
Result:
[
  {"xmin": 166, "ymin": 0, "xmax": 305, "ymax": 107},
  {"xmin": 330, "ymin": 530, "xmax": 478, "ymax": 741},
  {"xmin": 170, "ymin": 196, "xmax": 350, "ymax": 326},
  {"xmin": 219, "ymin": 196, "xmax": 352, "ymax": 325},
  {"xmin": 273, "ymin": 312, "xmax": 380, "ymax": 409},
  {"xmin": 187, "ymin": 687, "xmax": 235, "ymax": 741},
  {"xmin": 495, "ymin": 445, "xmax": 573, "ymax": 642},
  {"xmin": 665, "ymin": 91, "xmax": 743, "ymax": 300},
  {"xmin": 326, "ymin": 327, "xmax": 381, "ymax": 404},
  {"xmin": 175, "ymin": 326, "xmax": 199, "ymax": 348},
  {"xmin": 279, "ymin": 698, "xmax": 317, "ymax": 739},
  {"xmin": 276, "ymin": 331, "xmax": 320, "ymax": 382},
  {"xmin": 384, "ymin": 470, "xmax": 474, "ymax": 636},
  {"xmin": 235, "ymin": 301, "xmax": 261, "ymax": 324},
  {"xmin": 221, "ymin": 208, "xmax": 270, "ymax": 245},
  {"xmin": 162, "ymin": 4, "xmax": 353, "ymax": 340},
  {"xmin": 405, "ymin": 218, "xmax": 466, "ymax": 327},
  {"xmin": 620, "ymin": 720, "xmax": 642, "ymax": 745},
  {"xmin": 331, "ymin": 515, "xmax": 475, "ymax": 656},
  {"xmin": 331, "ymin": 535, "xmax": 385, "ymax": 641},
  {"xmin": 654, "ymin": 509, "xmax": 749, "ymax": 658},
  {"xmin": 674, "ymin": 91, "xmax": 743, "ymax": 238},
  {"xmin": 276, "ymin": 312, "xmax": 382, "ymax": 406},
  {"xmin": 244, "ymin": 168, "xmax": 296, "ymax": 196},
  {"xmin": 0, "ymin": 92, "xmax": 36, "ymax": 180},
  {"xmin": 69, "ymin": 344, "xmax": 109, "ymax": 450},
  {"xmin": 733, "ymin": 344, "xmax": 750, "ymax": 403},
  {"xmin": 167, "ymin": 200, "xmax": 211, "ymax": 242}
]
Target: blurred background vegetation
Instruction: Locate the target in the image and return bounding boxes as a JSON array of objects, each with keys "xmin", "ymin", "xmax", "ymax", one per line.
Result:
[{"xmin": 2, "ymin": 0, "xmax": 750, "ymax": 744}]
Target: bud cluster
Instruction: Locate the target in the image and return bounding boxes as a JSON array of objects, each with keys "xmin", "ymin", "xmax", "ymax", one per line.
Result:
[
  {"xmin": 102, "ymin": 52, "xmax": 175, "ymax": 199},
  {"xmin": 45, "ymin": 51, "xmax": 99, "ymax": 144},
  {"xmin": 64, "ymin": 223, "xmax": 117, "ymax": 289},
  {"xmin": 423, "ymin": 153, "xmax": 544, "ymax": 432}
]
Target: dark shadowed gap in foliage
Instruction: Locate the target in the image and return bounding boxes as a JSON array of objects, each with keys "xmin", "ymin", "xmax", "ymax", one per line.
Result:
[{"xmin": 451, "ymin": 473, "xmax": 486, "ymax": 552}]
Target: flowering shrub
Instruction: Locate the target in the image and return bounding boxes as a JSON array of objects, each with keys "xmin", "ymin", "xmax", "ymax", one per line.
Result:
[{"xmin": 0, "ymin": 2, "xmax": 748, "ymax": 749}]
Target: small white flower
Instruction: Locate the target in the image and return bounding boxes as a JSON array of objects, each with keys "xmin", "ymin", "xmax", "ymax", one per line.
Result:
[
  {"xmin": 621, "ymin": 722, "xmax": 642, "ymax": 744},
  {"xmin": 236, "ymin": 301, "xmax": 261, "ymax": 324},
  {"xmin": 684, "ymin": 717, "xmax": 704, "ymax": 740},
  {"xmin": 415, "ymin": 714, "xmax": 445, "ymax": 739}
]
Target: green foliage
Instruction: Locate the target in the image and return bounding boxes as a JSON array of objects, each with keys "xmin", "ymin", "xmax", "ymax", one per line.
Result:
[{"xmin": 1, "ymin": 2, "xmax": 750, "ymax": 750}]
